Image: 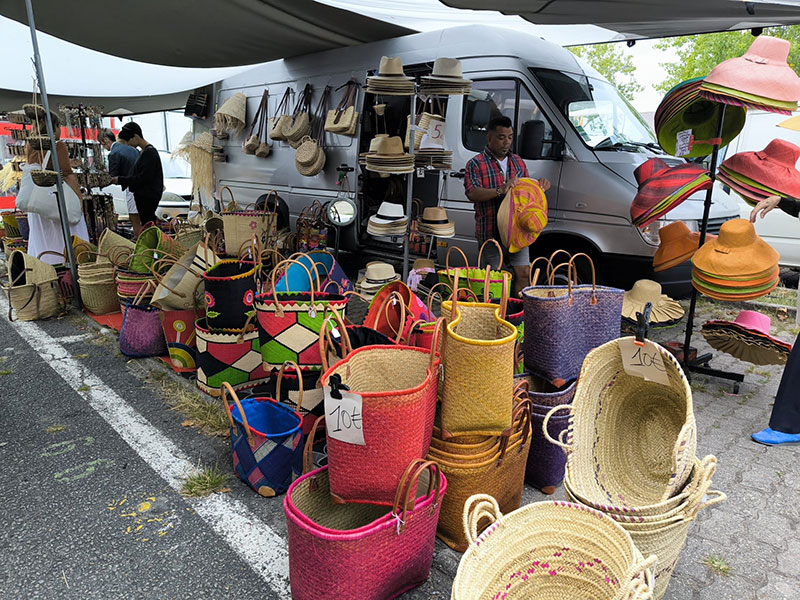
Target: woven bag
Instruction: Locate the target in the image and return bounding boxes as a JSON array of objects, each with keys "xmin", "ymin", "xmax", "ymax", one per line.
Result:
[
  {"xmin": 119, "ymin": 283, "xmax": 167, "ymax": 358},
  {"xmin": 404, "ymin": 283, "xmax": 478, "ymax": 350},
  {"xmin": 437, "ymin": 242, "xmax": 511, "ymax": 301},
  {"xmin": 452, "ymin": 495, "xmax": 656, "ymax": 600},
  {"xmin": 129, "ymin": 226, "xmax": 186, "ymax": 274},
  {"xmin": 275, "ymin": 249, "xmax": 354, "ymax": 295},
  {"xmin": 317, "ymin": 319, "xmax": 443, "ymax": 505},
  {"xmin": 79, "ymin": 276, "xmax": 119, "ymax": 315},
  {"xmin": 523, "ymin": 252, "xmax": 624, "ymax": 386},
  {"xmin": 295, "ymin": 200, "xmax": 328, "ymax": 252},
  {"xmin": 243, "ymin": 90, "xmax": 268, "ymax": 154},
  {"xmin": 2, "ymin": 214, "xmax": 20, "ymax": 237},
  {"xmin": 284, "ymin": 84, "xmax": 313, "ymax": 143},
  {"xmin": 149, "ymin": 242, "xmax": 216, "ymax": 311},
  {"xmin": 362, "ymin": 280, "xmax": 432, "ymax": 342},
  {"xmin": 4, "ymin": 250, "xmax": 61, "ymax": 321},
  {"xmin": 429, "ymin": 400, "xmax": 531, "ymax": 552},
  {"xmin": 268, "ymin": 87, "xmax": 293, "ymax": 141},
  {"xmin": 246, "ymin": 367, "xmax": 325, "ymax": 436},
  {"xmin": 220, "ymin": 187, "xmax": 279, "ymax": 256},
  {"xmin": 318, "ymin": 305, "xmax": 398, "ymax": 372},
  {"xmin": 324, "ymin": 80, "xmax": 359, "ymax": 135},
  {"xmin": 97, "ymin": 228, "xmax": 135, "ymax": 264},
  {"xmin": 284, "ymin": 457, "xmax": 446, "ymax": 600},
  {"xmin": 195, "ymin": 318, "xmax": 271, "ymax": 397},
  {"xmin": 202, "ymin": 258, "xmax": 259, "ymax": 330},
  {"xmin": 544, "ymin": 336, "xmax": 696, "ymax": 507},
  {"xmin": 15, "ymin": 213, "xmax": 29, "ymax": 241},
  {"xmin": 160, "ymin": 307, "xmax": 201, "ymax": 372},
  {"xmin": 439, "ymin": 269, "xmax": 516, "ymax": 437},
  {"xmin": 221, "ymin": 371, "xmax": 304, "ymax": 497}
]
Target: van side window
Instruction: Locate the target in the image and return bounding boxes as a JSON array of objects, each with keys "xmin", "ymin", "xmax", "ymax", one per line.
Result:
[{"xmin": 462, "ymin": 79, "xmax": 558, "ymax": 159}]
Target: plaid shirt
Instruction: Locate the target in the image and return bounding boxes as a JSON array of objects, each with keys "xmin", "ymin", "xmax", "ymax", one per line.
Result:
[{"xmin": 465, "ymin": 147, "xmax": 530, "ymax": 242}]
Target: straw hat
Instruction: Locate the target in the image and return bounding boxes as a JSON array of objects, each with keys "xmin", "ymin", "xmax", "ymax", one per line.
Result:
[
  {"xmin": 702, "ymin": 310, "xmax": 792, "ymax": 365},
  {"xmin": 366, "ymin": 57, "xmax": 415, "ymax": 96},
  {"xmin": 369, "ymin": 202, "xmax": 407, "ymax": 225},
  {"xmin": 630, "ymin": 158, "xmax": 711, "ymax": 227},
  {"xmin": 357, "ymin": 262, "xmax": 400, "ymax": 295},
  {"xmin": 692, "ymin": 218, "xmax": 778, "ymax": 277},
  {"xmin": 296, "ymin": 145, "xmax": 326, "ymax": 177},
  {"xmin": 653, "ymin": 221, "xmax": 716, "ymax": 272},
  {"xmin": 703, "ymin": 36, "xmax": 800, "ymax": 103},
  {"xmin": 365, "ymin": 136, "xmax": 414, "ymax": 174},
  {"xmin": 622, "ymin": 279, "xmax": 685, "ymax": 324},
  {"xmin": 418, "ymin": 206, "xmax": 455, "ymax": 238},
  {"xmin": 214, "ymin": 92, "xmax": 247, "ymax": 134},
  {"xmin": 720, "ymin": 139, "xmax": 800, "ymax": 199},
  {"xmin": 497, "ymin": 178, "xmax": 548, "ymax": 253},
  {"xmin": 425, "ymin": 58, "xmax": 469, "ymax": 82},
  {"xmin": 372, "ymin": 57, "xmax": 413, "ymax": 80}
]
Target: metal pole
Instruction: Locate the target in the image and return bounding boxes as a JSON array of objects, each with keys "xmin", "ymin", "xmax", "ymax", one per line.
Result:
[
  {"xmin": 403, "ymin": 93, "xmax": 417, "ymax": 280},
  {"xmin": 24, "ymin": 0, "xmax": 81, "ymax": 308}
]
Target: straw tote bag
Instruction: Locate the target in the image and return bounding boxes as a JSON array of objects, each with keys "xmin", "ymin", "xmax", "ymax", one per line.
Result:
[
  {"xmin": 160, "ymin": 306, "xmax": 201, "ymax": 372},
  {"xmin": 325, "ymin": 79, "xmax": 359, "ymax": 135},
  {"xmin": 255, "ymin": 259, "xmax": 347, "ymax": 372},
  {"xmin": 523, "ymin": 252, "xmax": 624, "ymax": 386},
  {"xmin": 451, "ymin": 495, "xmax": 656, "ymax": 600},
  {"xmin": 128, "ymin": 226, "xmax": 186, "ymax": 275},
  {"xmin": 437, "ymin": 241, "xmax": 511, "ymax": 301},
  {"xmin": 268, "ymin": 87, "xmax": 292, "ymax": 141},
  {"xmin": 220, "ymin": 187, "xmax": 279, "ymax": 256},
  {"xmin": 295, "ymin": 200, "xmax": 328, "ymax": 252},
  {"xmin": 318, "ymin": 319, "xmax": 443, "ymax": 505},
  {"xmin": 275, "ymin": 250, "xmax": 353, "ymax": 295},
  {"xmin": 439, "ymin": 269, "xmax": 516, "ymax": 437},
  {"xmin": 362, "ymin": 280, "xmax": 432, "ymax": 342},
  {"xmin": 283, "ymin": 83, "xmax": 313, "ymax": 145},
  {"xmin": 149, "ymin": 241, "xmax": 220, "ymax": 311},
  {"xmin": 119, "ymin": 283, "xmax": 168, "ymax": 358},
  {"xmin": 318, "ymin": 305, "xmax": 399, "ymax": 372},
  {"xmin": 284, "ymin": 456, "xmax": 446, "ymax": 600},
  {"xmin": 295, "ymin": 86, "xmax": 329, "ymax": 176},
  {"xmin": 4, "ymin": 250, "xmax": 61, "ymax": 321},
  {"xmin": 202, "ymin": 257, "xmax": 259, "ymax": 330},
  {"xmin": 243, "ymin": 90, "xmax": 268, "ymax": 155}
]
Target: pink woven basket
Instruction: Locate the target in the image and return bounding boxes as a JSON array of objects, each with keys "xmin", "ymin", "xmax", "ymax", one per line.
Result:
[
  {"xmin": 284, "ymin": 457, "xmax": 446, "ymax": 600},
  {"xmin": 318, "ymin": 319, "xmax": 443, "ymax": 505}
]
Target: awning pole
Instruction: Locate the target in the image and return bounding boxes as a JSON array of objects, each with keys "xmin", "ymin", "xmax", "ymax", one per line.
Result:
[{"xmin": 24, "ymin": 0, "xmax": 81, "ymax": 308}]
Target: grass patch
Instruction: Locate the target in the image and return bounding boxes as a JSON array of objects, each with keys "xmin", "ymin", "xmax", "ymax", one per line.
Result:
[
  {"xmin": 703, "ymin": 555, "xmax": 731, "ymax": 577},
  {"xmin": 758, "ymin": 286, "xmax": 797, "ymax": 307},
  {"xmin": 46, "ymin": 425, "xmax": 66, "ymax": 433},
  {"xmin": 181, "ymin": 464, "xmax": 230, "ymax": 498},
  {"xmin": 0, "ymin": 369, "xmax": 12, "ymax": 376},
  {"xmin": 77, "ymin": 385, "xmax": 90, "ymax": 392},
  {"xmin": 146, "ymin": 373, "xmax": 229, "ymax": 438},
  {"xmin": 72, "ymin": 353, "xmax": 89, "ymax": 359}
]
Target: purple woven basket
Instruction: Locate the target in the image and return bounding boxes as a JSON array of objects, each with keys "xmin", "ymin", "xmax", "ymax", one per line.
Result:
[
  {"xmin": 526, "ymin": 405, "xmax": 571, "ymax": 494},
  {"xmin": 16, "ymin": 214, "xmax": 30, "ymax": 241},
  {"xmin": 515, "ymin": 373, "xmax": 577, "ymax": 408},
  {"xmin": 120, "ymin": 300, "xmax": 167, "ymax": 358}
]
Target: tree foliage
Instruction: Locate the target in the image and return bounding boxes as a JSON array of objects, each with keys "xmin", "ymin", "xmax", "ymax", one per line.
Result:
[
  {"xmin": 568, "ymin": 43, "xmax": 644, "ymax": 101},
  {"xmin": 655, "ymin": 26, "xmax": 800, "ymax": 94}
]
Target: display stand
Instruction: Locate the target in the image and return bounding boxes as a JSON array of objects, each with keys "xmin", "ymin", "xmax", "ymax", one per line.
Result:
[
  {"xmin": 680, "ymin": 103, "xmax": 745, "ymax": 393},
  {"xmin": 402, "ymin": 97, "xmax": 417, "ymax": 281}
]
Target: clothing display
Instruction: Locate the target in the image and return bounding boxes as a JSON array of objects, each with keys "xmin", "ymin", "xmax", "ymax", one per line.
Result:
[{"xmin": 630, "ymin": 157, "xmax": 711, "ymax": 227}]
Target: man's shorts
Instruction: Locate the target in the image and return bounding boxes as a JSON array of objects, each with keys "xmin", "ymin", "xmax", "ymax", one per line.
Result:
[
  {"xmin": 126, "ymin": 190, "xmax": 138, "ymax": 215},
  {"xmin": 480, "ymin": 238, "xmax": 529, "ymax": 269}
]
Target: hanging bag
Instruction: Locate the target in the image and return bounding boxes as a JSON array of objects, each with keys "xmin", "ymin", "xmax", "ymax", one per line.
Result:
[
  {"xmin": 268, "ymin": 87, "xmax": 293, "ymax": 141},
  {"xmin": 243, "ymin": 91, "xmax": 268, "ymax": 154},
  {"xmin": 4, "ymin": 250, "xmax": 62, "ymax": 321},
  {"xmin": 284, "ymin": 84, "xmax": 313, "ymax": 146},
  {"xmin": 220, "ymin": 187, "xmax": 279, "ymax": 256},
  {"xmin": 16, "ymin": 150, "xmax": 83, "ymax": 226},
  {"xmin": 119, "ymin": 282, "xmax": 168, "ymax": 358},
  {"xmin": 295, "ymin": 199, "xmax": 328, "ymax": 252},
  {"xmin": 324, "ymin": 80, "xmax": 359, "ymax": 135}
]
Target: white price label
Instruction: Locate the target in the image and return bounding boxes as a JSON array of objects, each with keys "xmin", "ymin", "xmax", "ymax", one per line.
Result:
[
  {"xmin": 323, "ymin": 386, "xmax": 366, "ymax": 445},
  {"xmin": 420, "ymin": 120, "xmax": 446, "ymax": 149},
  {"xmin": 675, "ymin": 129, "xmax": 693, "ymax": 157},
  {"xmin": 618, "ymin": 338, "xmax": 670, "ymax": 386}
]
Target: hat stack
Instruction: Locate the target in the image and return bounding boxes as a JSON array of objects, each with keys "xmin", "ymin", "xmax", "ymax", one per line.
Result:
[
  {"xmin": 655, "ymin": 77, "xmax": 746, "ymax": 158},
  {"xmin": 365, "ymin": 136, "xmax": 414, "ymax": 174},
  {"xmin": 366, "ymin": 57, "xmax": 415, "ymax": 96},
  {"xmin": 702, "ymin": 310, "xmax": 792, "ymax": 366},
  {"xmin": 692, "ymin": 218, "xmax": 780, "ymax": 301},
  {"xmin": 359, "ymin": 134, "xmax": 387, "ymax": 166},
  {"xmin": 417, "ymin": 206, "xmax": 455, "ymax": 238},
  {"xmin": 630, "ymin": 158, "xmax": 712, "ymax": 228},
  {"xmin": 419, "ymin": 58, "xmax": 472, "ymax": 95},
  {"xmin": 367, "ymin": 202, "xmax": 408, "ymax": 236},
  {"xmin": 653, "ymin": 221, "xmax": 716, "ymax": 272},
  {"xmin": 700, "ymin": 36, "xmax": 800, "ymax": 115},
  {"xmin": 717, "ymin": 139, "xmax": 800, "ymax": 207},
  {"xmin": 622, "ymin": 279, "xmax": 685, "ymax": 328},
  {"xmin": 356, "ymin": 262, "xmax": 401, "ymax": 299},
  {"xmin": 414, "ymin": 149, "xmax": 453, "ymax": 170}
]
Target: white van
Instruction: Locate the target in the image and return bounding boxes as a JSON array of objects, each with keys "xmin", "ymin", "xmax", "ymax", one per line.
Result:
[
  {"xmin": 210, "ymin": 25, "xmax": 740, "ymax": 294},
  {"xmin": 720, "ymin": 110, "xmax": 800, "ymax": 268}
]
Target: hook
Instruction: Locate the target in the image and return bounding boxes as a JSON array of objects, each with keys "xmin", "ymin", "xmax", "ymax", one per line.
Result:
[
  {"xmin": 328, "ymin": 373, "xmax": 350, "ymax": 400},
  {"xmin": 634, "ymin": 302, "xmax": 653, "ymax": 345}
]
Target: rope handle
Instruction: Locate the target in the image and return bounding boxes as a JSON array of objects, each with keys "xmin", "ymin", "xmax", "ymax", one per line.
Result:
[
  {"xmin": 275, "ymin": 360, "xmax": 304, "ymax": 415},
  {"xmin": 621, "ymin": 555, "xmax": 657, "ymax": 600},
  {"xmin": 318, "ymin": 304, "xmax": 352, "ymax": 372},
  {"xmin": 220, "ymin": 382, "xmax": 253, "ymax": 446},
  {"xmin": 542, "ymin": 404, "xmax": 573, "ymax": 449},
  {"xmin": 391, "ymin": 460, "xmax": 443, "ymax": 533},
  {"xmin": 270, "ymin": 258, "xmax": 316, "ymax": 317},
  {"xmin": 246, "ymin": 90, "xmax": 269, "ymax": 140},
  {"xmin": 303, "ymin": 415, "xmax": 325, "ymax": 474},
  {"xmin": 477, "ymin": 238, "xmax": 503, "ymax": 272},
  {"xmin": 463, "ymin": 494, "xmax": 503, "ymax": 546},
  {"xmin": 686, "ymin": 490, "xmax": 727, "ymax": 521}
]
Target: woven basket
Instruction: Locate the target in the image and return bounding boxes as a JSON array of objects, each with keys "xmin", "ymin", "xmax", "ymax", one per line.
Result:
[
  {"xmin": 15, "ymin": 213, "xmax": 29, "ymax": 241},
  {"xmin": 5, "ymin": 250, "xmax": 61, "ymax": 321},
  {"xmin": 545, "ymin": 337, "xmax": 696, "ymax": 507},
  {"xmin": 80, "ymin": 279, "xmax": 120, "ymax": 315},
  {"xmin": 284, "ymin": 112, "xmax": 311, "ymax": 143},
  {"xmin": 129, "ymin": 226, "xmax": 186, "ymax": 274},
  {"xmin": 295, "ymin": 146, "xmax": 326, "ymax": 177},
  {"xmin": 295, "ymin": 136, "xmax": 320, "ymax": 167},
  {"xmin": 318, "ymin": 322, "xmax": 443, "ymax": 505},
  {"xmin": 439, "ymin": 269, "xmax": 516, "ymax": 437},
  {"xmin": 28, "ymin": 135, "xmax": 51, "ymax": 151},
  {"xmin": 31, "ymin": 169, "xmax": 58, "ymax": 187},
  {"xmin": 97, "ymin": 228, "xmax": 135, "ymax": 264},
  {"xmin": 2, "ymin": 214, "xmax": 20, "ymax": 238},
  {"xmin": 451, "ymin": 495, "xmax": 656, "ymax": 600}
]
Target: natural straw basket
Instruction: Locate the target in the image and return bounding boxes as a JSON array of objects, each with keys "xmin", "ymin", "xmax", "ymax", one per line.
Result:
[
  {"xmin": 31, "ymin": 169, "xmax": 58, "ymax": 187},
  {"xmin": 79, "ymin": 279, "xmax": 120, "ymax": 315},
  {"xmin": 544, "ymin": 337, "xmax": 696, "ymax": 506},
  {"xmin": 451, "ymin": 494, "xmax": 656, "ymax": 600}
]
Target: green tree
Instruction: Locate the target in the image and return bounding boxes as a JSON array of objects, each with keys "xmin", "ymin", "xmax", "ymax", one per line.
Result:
[
  {"xmin": 655, "ymin": 26, "xmax": 800, "ymax": 94},
  {"xmin": 569, "ymin": 43, "xmax": 644, "ymax": 101}
]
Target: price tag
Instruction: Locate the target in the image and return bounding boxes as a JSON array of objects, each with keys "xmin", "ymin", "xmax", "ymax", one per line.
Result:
[
  {"xmin": 323, "ymin": 386, "xmax": 365, "ymax": 445},
  {"xmin": 618, "ymin": 338, "xmax": 670, "ymax": 386},
  {"xmin": 420, "ymin": 120, "xmax": 446, "ymax": 149},
  {"xmin": 675, "ymin": 129, "xmax": 692, "ymax": 157}
]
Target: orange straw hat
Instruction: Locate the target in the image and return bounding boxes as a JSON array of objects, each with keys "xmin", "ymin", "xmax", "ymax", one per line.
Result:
[
  {"xmin": 653, "ymin": 221, "xmax": 715, "ymax": 272},
  {"xmin": 497, "ymin": 178, "xmax": 548, "ymax": 253},
  {"xmin": 692, "ymin": 219, "xmax": 778, "ymax": 277}
]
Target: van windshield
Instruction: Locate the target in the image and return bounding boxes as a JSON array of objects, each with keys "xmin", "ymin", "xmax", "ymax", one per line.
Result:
[{"xmin": 531, "ymin": 68, "xmax": 656, "ymax": 150}]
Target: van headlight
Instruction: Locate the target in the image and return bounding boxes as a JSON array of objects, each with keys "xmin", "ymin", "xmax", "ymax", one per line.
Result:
[{"xmin": 639, "ymin": 220, "xmax": 664, "ymax": 246}]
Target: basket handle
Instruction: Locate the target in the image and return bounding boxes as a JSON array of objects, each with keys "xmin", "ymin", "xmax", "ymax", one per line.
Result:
[
  {"xmin": 220, "ymin": 382, "xmax": 254, "ymax": 446},
  {"xmin": 498, "ymin": 271, "xmax": 510, "ymax": 320},
  {"xmin": 36, "ymin": 250, "xmax": 67, "ymax": 264},
  {"xmin": 425, "ymin": 282, "xmax": 451, "ymax": 316},
  {"xmin": 477, "ymin": 238, "xmax": 503, "ymax": 271},
  {"xmin": 568, "ymin": 252, "xmax": 598, "ymax": 305},
  {"xmin": 429, "ymin": 317, "xmax": 445, "ymax": 369},
  {"xmin": 463, "ymin": 493, "xmax": 502, "ymax": 546},
  {"xmin": 449, "ymin": 268, "xmax": 463, "ymax": 322},
  {"xmin": 542, "ymin": 404, "xmax": 573, "ymax": 449},
  {"xmin": 527, "ymin": 255, "xmax": 553, "ymax": 286},
  {"xmin": 391, "ymin": 460, "xmax": 443, "ymax": 533},
  {"xmin": 275, "ymin": 360, "xmax": 303, "ymax": 414},
  {"xmin": 621, "ymin": 554, "xmax": 657, "ymax": 600},
  {"xmin": 276, "ymin": 253, "xmax": 321, "ymax": 293},
  {"xmin": 318, "ymin": 305, "xmax": 352, "ymax": 372},
  {"xmin": 375, "ymin": 290, "xmax": 407, "ymax": 344},
  {"xmin": 512, "ymin": 376, "xmax": 529, "ymax": 397},
  {"xmin": 220, "ymin": 185, "xmax": 236, "ymax": 212},
  {"xmin": 686, "ymin": 489, "xmax": 727, "ymax": 521},
  {"xmin": 270, "ymin": 258, "xmax": 315, "ymax": 316},
  {"xmin": 303, "ymin": 415, "xmax": 325, "ymax": 474},
  {"xmin": 443, "ymin": 245, "xmax": 469, "ymax": 284}
]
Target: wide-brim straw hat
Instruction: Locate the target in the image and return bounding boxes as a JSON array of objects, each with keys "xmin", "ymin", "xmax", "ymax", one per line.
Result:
[
  {"xmin": 622, "ymin": 279, "xmax": 685, "ymax": 324},
  {"xmin": 556, "ymin": 337, "xmax": 696, "ymax": 507},
  {"xmin": 214, "ymin": 92, "xmax": 247, "ymax": 131},
  {"xmin": 720, "ymin": 138, "xmax": 800, "ymax": 199},
  {"xmin": 497, "ymin": 178, "xmax": 548, "ymax": 253},
  {"xmin": 655, "ymin": 78, "xmax": 745, "ymax": 158},
  {"xmin": 369, "ymin": 201, "xmax": 406, "ymax": 225},
  {"xmin": 373, "ymin": 136, "xmax": 408, "ymax": 157},
  {"xmin": 422, "ymin": 57, "xmax": 471, "ymax": 83},
  {"xmin": 692, "ymin": 218, "xmax": 778, "ymax": 277},
  {"xmin": 370, "ymin": 56, "xmax": 413, "ymax": 80},
  {"xmin": 653, "ymin": 221, "xmax": 715, "ymax": 272},
  {"xmin": 702, "ymin": 321, "xmax": 791, "ymax": 366},
  {"xmin": 703, "ymin": 35, "xmax": 800, "ymax": 103},
  {"xmin": 630, "ymin": 158, "xmax": 711, "ymax": 226}
]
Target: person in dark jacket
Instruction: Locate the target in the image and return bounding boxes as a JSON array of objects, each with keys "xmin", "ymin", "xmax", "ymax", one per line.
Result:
[
  {"xmin": 111, "ymin": 122, "xmax": 163, "ymax": 232},
  {"xmin": 99, "ymin": 128, "xmax": 141, "ymax": 234},
  {"xmin": 750, "ymin": 194, "xmax": 800, "ymax": 445}
]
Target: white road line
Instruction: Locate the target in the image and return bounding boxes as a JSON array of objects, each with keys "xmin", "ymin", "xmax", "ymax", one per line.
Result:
[
  {"xmin": 0, "ymin": 297, "xmax": 291, "ymax": 597},
  {"xmin": 54, "ymin": 333, "xmax": 93, "ymax": 344}
]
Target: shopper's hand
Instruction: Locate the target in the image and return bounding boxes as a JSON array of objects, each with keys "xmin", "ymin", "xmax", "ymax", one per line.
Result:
[
  {"xmin": 537, "ymin": 178, "xmax": 551, "ymax": 192},
  {"xmin": 111, "ymin": 176, "xmax": 118, "ymax": 185},
  {"xmin": 750, "ymin": 195, "xmax": 781, "ymax": 222}
]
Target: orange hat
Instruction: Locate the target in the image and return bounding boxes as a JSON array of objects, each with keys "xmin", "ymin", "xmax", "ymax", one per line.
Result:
[
  {"xmin": 692, "ymin": 219, "xmax": 778, "ymax": 277},
  {"xmin": 653, "ymin": 221, "xmax": 716, "ymax": 272}
]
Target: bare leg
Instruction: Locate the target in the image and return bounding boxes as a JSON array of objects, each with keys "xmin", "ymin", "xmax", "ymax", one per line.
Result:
[{"xmin": 130, "ymin": 213, "xmax": 142, "ymax": 238}]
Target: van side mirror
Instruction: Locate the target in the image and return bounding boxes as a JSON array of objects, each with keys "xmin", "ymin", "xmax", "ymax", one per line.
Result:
[{"xmin": 520, "ymin": 120, "xmax": 545, "ymax": 160}]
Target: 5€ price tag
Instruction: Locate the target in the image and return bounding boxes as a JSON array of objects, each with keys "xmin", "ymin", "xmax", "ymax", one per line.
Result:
[
  {"xmin": 618, "ymin": 338, "xmax": 670, "ymax": 386},
  {"xmin": 323, "ymin": 385, "xmax": 366, "ymax": 445},
  {"xmin": 675, "ymin": 129, "xmax": 692, "ymax": 157}
]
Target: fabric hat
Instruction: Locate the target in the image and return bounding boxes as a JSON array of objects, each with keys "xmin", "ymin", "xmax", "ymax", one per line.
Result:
[
  {"xmin": 703, "ymin": 36, "xmax": 800, "ymax": 103},
  {"xmin": 497, "ymin": 178, "xmax": 548, "ymax": 253},
  {"xmin": 418, "ymin": 206, "xmax": 455, "ymax": 237},
  {"xmin": 357, "ymin": 262, "xmax": 401, "ymax": 292},
  {"xmin": 653, "ymin": 221, "xmax": 715, "ymax": 272},
  {"xmin": 692, "ymin": 218, "xmax": 778, "ymax": 277},
  {"xmin": 630, "ymin": 158, "xmax": 711, "ymax": 227},
  {"xmin": 369, "ymin": 202, "xmax": 407, "ymax": 225},
  {"xmin": 373, "ymin": 57, "xmax": 412, "ymax": 80},
  {"xmin": 702, "ymin": 310, "xmax": 792, "ymax": 365},
  {"xmin": 622, "ymin": 279, "xmax": 685, "ymax": 324},
  {"xmin": 719, "ymin": 139, "xmax": 800, "ymax": 199},
  {"xmin": 715, "ymin": 170, "xmax": 775, "ymax": 207},
  {"xmin": 694, "ymin": 264, "xmax": 779, "ymax": 289},
  {"xmin": 655, "ymin": 78, "xmax": 746, "ymax": 158}
]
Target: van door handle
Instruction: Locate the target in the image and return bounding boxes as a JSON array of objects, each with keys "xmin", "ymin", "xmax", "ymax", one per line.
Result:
[{"xmin": 575, "ymin": 202, "xmax": 587, "ymax": 208}]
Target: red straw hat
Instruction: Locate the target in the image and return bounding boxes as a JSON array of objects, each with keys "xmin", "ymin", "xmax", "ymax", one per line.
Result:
[
  {"xmin": 630, "ymin": 158, "xmax": 711, "ymax": 225},
  {"xmin": 720, "ymin": 139, "xmax": 800, "ymax": 199}
]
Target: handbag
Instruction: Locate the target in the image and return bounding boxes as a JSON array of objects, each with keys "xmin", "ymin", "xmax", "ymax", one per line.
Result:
[
  {"xmin": 522, "ymin": 252, "xmax": 624, "ymax": 386},
  {"xmin": 128, "ymin": 225, "xmax": 186, "ymax": 274},
  {"xmin": 283, "ymin": 84, "xmax": 313, "ymax": 145},
  {"xmin": 255, "ymin": 258, "xmax": 347, "ymax": 372},
  {"xmin": 404, "ymin": 282, "xmax": 478, "ymax": 350},
  {"xmin": 160, "ymin": 306, "xmax": 201, "ymax": 371},
  {"xmin": 318, "ymin": 304, "xmax": 399, "ymax": 372},
  {"xmin": 361, "ymin": 280, "xmax": 432, "ymax": 343},
  {"xmin": 150, "ymin": 240, "xmax": 220, "ymax": 311},
  {"xmin": 437, "ymin": 241, "xmax": 511, "ymax": 301},
  {"xmin": 16, "ymin": 151, "xmax": 82, "ymax": 226},
  {"xmin": 221, "ymin": 368, "xmax": 304, "ymax": 497},
  {"xmin": 285, "ymin": 455, "xmax": 446, "ymax": 600},
  {"xmin": 203, "ymin": 258, "xmax": 259, "ymax": 330},
  {"xmin": 295, "ymin": 199, "xmax": 328, "ymax": 252},
  {"xmin": 324, "ymin": 79, "xmax": 359, "ymax": 135},
  {"xmin": 268, "ymin": 87, "xmax": 292, "ymax": 141},
  {"xmin": 119, "ymin": 283, "xmax": 168, "ymax": 358},
  {"xmin": 4, "ymin": 250, "xmax": 62, "ymax": 321},
  {"xmin": 243, "ymin": 90, "xmax": 268, "ymax": 155},
  {"xmin": 220, "ymin": 187, "xmax": 278, "ymax": 256},
  {"xmin": 275, "ymin": 250, "xmax": 353, "ymax": 295}
]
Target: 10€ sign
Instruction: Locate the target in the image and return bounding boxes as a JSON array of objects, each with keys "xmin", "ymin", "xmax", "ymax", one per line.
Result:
[
  {"xmin": 618, "ymin": 338, "xmax": 670, "ymax": 386},
  {"xmin": 323, "ymin": 386, "xmax": 365, "ymax": 445}
]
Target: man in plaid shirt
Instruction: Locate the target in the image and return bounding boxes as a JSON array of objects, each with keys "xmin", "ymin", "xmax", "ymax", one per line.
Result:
[{"xmin": 465, "ymin": 116, "xmax": 550, "ymax": 295}]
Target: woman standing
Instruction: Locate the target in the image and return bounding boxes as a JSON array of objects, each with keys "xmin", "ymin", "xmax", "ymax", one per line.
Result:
[
  {"xmin": 111, "ymin": 122, "xmax": 163, "ymax": 230},
  {"xmin": 25, "ymin": 113, "xmax": 90, "ymax": 265},
  {"xmin": 750, "ymin": 195, "xmax": 800, "ymax": 445}
]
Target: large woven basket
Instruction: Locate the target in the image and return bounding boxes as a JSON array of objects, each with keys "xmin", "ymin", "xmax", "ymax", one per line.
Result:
[
  {"xmin": 80, "ymin": 279, "xmax": 120, "ymax": 315},
  {"xmin": 97, "ymin": 228, "xmax": 135, "ymax": 264},
  {"xmin": 545, "ymin": 337, "xmax": 696, "ymax": 507},
  {"xmin": 452, "ymin": 494, "xmax": 656, "ymax": 600},
  {"xmin": 5, "ymin": 250, "xmax": 61, "ymax": 321}
]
